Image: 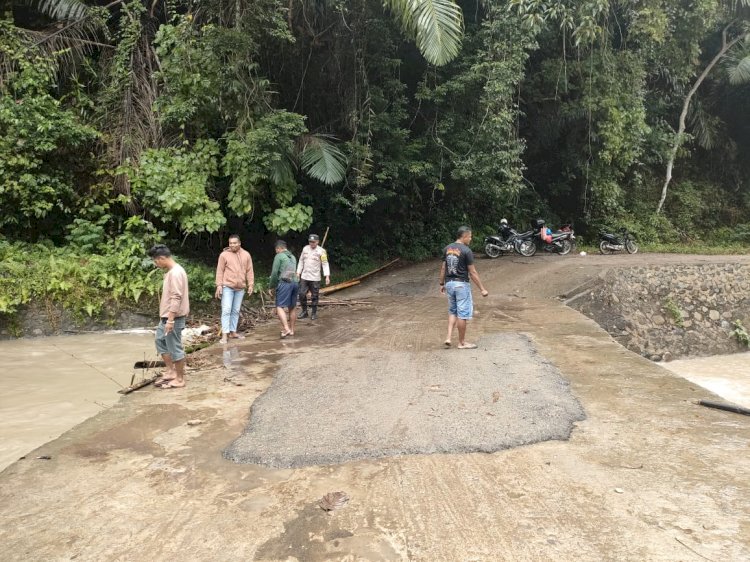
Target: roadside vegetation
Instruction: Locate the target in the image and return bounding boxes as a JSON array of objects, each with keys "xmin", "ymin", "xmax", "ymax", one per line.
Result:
[{"xmin": 2, "ymin": 0, "xmax": 750, "ymax": 328}]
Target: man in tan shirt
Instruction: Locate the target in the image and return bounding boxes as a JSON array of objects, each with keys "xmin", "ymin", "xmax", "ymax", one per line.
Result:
[
  {"xmin": 148, "ymin": 244, "xmax": 190, "ymax": 389},
  {"xmin": 214, "ymin": 234, "xmax": 254, "ymax": 344}
]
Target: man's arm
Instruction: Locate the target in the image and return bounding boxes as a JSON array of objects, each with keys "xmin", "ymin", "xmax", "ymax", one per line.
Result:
[
  {"xmin": 165, "ymin": 271, "xmax": 185, "ymax": 333},
  {"xmin": 321, "ymin": 249, "xmax": 330, "ymax": 285},
  {"xmin": 468, "ymin": 265, "xmax": 489, "ymax": 297},
  {"xmin": 269, "ymin": 254, "xmax": 281, "ymax": 288},
  {"xmin": 439, "ymin": 262, "xmax": 446, "ymax": 294},
  {"xmin": 296, "ymin": 248, "xmax": 305, "ymax": 276},
  {"xmin": 214, "ymin": 254, "xmax": 225, "ymax": 299}
]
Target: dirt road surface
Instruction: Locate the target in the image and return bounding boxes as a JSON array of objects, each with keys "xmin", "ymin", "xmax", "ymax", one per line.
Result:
[{"xmin": 1, "ymin": 254, "xmax": 749, "ymax": 561}]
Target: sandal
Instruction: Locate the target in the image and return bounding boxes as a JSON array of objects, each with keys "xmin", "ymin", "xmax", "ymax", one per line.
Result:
[
  {"xmin": 458, "ymin": 343, "xmax": 478, "ymax": 349},
  {"xmin": 158, "ymin": 380, "xmax": 185, "ymax": 389}
]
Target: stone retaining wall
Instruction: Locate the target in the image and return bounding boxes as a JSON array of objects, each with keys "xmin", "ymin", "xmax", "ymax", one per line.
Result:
[{"xmin": 570, "ymin": 263, "xmax": 750, "ymax": 360}]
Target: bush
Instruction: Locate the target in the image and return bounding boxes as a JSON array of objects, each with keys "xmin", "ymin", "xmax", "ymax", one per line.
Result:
[{"xmin": 0, "ymin": 226, "xmax": 216, "ymax": 322}]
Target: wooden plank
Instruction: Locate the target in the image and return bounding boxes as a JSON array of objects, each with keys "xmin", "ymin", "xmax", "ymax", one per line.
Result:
[
  {"xmin": 350, "ymin": 258, "xmax": 400, "ymax": 282},
  {"xmin": 318, "ymin": 280, "xmax": 361, "ymax": 295}
]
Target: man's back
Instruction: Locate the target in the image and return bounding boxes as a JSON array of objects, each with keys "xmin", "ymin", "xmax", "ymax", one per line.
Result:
[{"xmin": 443, "ymin": 242, "xmax": 473, "ymax": 283}]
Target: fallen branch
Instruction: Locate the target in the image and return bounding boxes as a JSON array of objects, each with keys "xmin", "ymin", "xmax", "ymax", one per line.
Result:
[{"xmin": 118, "ymin": 375, "xmax": 160, "ymax": 395}]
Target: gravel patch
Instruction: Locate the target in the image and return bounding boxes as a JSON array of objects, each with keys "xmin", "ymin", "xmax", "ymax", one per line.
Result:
[{"xmin": 224, "ymin": 333, "xmax": 585, "ymax": 468}]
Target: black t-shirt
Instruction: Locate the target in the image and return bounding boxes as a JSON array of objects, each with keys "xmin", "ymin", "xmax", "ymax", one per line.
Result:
[{"xmin": 442, "ymin": 242, "xmax": 474, "ymax": 282}]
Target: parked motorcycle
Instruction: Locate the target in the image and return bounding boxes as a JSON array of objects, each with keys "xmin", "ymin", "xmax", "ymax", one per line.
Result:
[
  {"xmin": 484, "ymin": 222, "xmax": 528, "ymax": 258},
  {"xmin": 599, "ymin": 228, "xmax": 638, "ymax": 254},
  {"xmin": 517, "ymin": 220, "xmax": 575, "ymax": 257}
]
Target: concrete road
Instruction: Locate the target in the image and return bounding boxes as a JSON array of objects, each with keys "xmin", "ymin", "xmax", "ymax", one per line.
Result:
[{"xmin": 1, "ymin": 254, "xmax": 749, "ymax": 561}]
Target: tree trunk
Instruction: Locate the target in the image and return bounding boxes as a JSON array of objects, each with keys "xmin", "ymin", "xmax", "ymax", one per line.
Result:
[{"xmin": 657, "ymin": 25, "xmax": 741, "ymax": 214}]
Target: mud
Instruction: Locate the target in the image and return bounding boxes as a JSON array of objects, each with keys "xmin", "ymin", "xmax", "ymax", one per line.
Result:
[
  {"xmin": 1, "ymin": 254, "xmax": 749, "ymax": 561},
  {"xmin": 0, "ymin": 332, "xmax": 155, "ymax": 470},
  {"xmin": 224, "ymin": 333, "xmax": 585, "ymax": 468}
]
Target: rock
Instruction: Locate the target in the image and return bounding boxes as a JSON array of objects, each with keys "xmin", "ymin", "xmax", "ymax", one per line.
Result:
[
  {"xmin": 614, "ymin": 488, "xmax": 625, "ymax": 494},
  {"xmin": 650, "ymin": 354, "xmax": 663, "ymax": 362},
  {"xmin": 721, "ymin": 320, "xmax": 731, "ymax": 331},
  {"xmin": 663, "ymin": 352, "xmax": 673, "ymax": 362},
  {"xmin": 693, "ymin": 312, "xmax": 703, "ymax": 321},
  {"xmin": 32, "ymin": 328, "xmax": 43, "ymax": 336},
  {"xmin": 683, "ymin": 320, "xmax": 693, "ymax": 328},
  {"xmin": 652, "ymin": 315, "xmax": 666, "ymax": 326},
  {"xmin": 709, "ymin": 310, "xmax": 720, "ymax": 321},
  {"xmin": 722, "ymin": 311, "xmax": 733, "ymax": 319},
  {"xmin": 186, "ymin": 420, "xmax": 203, "ymax": 426}
]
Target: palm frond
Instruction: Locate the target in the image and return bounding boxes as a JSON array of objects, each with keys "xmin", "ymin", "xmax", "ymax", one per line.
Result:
[
  {"xmin": 29, "ymin": 0, "xmax": 90, "ymax": 21},
  {"xmin": 384, "ymin": 0, "xmax": 464, "ymax": 66},
  {"xmin": 300, "ymin": 135, "xmax": 347, "ymax": 186},
  {"xmin": 727, "ymin": 54, "xmax": 750, "ymax": 84},
  {"xmin": 688, "ymin": 101, "xmax": 723, "ymax": 151}
]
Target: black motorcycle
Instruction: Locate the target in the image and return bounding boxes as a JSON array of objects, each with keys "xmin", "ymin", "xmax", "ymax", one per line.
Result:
[
  {"xmin": 599, "ymin": 228, "xmax": 638, "ymax": 254},
  {"xmin": 517, "ymin": 221, "xmax": 575, "ymax": 257},
  {"xmin": 484, "ymin": 225, "xmax": 528, "ymax": 258}
]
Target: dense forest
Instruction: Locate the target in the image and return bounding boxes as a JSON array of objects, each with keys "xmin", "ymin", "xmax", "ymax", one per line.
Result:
[{"xmin": 1, "ymin": 0, "xmax": 750, "ymax": 322}]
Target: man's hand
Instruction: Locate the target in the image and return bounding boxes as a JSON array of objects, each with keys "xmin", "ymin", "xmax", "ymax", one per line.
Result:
[
  {"xmin": 248, "ymin": 285, "xmax": 254, "ymax": 294},
  {"xmin": 325, "ymin": 276, "xmax": 330, "ymax": 286},
  {"xmin": 481, "ymin": 289, "xmax": 489, "ymax": 297},
  {"xmin": 440, "ymin": 285, "xmax": 446, "ymax": 295},
  {"xmin": 164, "ymin": 322, "xmax": 174, "ymax": 335},
  {"xmin": 215, "ymin": 286, "xmax": 222, "ymax": 299}
]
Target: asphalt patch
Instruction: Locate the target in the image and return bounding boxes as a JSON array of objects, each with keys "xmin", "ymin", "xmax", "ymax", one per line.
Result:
[{"xmin": 224, "ymin": 333, "xmax": 585, "ymax": 468}]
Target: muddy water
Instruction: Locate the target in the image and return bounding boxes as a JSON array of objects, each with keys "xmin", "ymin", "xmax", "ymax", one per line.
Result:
[
  {"xmin": 0, "ymin": 332, "xmax": 156, "ymax": 471},
  {"xmin": 660, "ymin": 351, "xmax": 750, "ymax": 408}
]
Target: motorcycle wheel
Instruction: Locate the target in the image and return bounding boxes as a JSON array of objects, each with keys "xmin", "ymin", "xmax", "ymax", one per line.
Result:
[
  {"xmin": 625, "ymin": 240, "xmax": 639, "ymax": 254},
  {"xmin": 599, "ymin": 240, "xmax": 614, "ymax": 255},
  {"xmin": 558, "ymin": 239, "xmax": 572, "ymax": 255},
  {"xmin": 517, "ymin": 240, "xmax": 537, "ymax": 257},
  {"xmin": 485, "ymin": 243, "xmax": 502, "ymax": 259}
]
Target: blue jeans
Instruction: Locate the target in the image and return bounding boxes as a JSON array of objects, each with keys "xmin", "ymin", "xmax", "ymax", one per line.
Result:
[
  {"xmin": 446, "ymin": 280, "xmax": 473, "ymax": 320},
  {"xmin": 221, "ymin": 287, "xmax": 245, "ymax": 333}
]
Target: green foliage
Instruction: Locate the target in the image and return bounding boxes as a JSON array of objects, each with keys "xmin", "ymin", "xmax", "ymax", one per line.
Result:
[
  {"xmin": 263, "ymin": 204, "xmax": 314, "ymax": 235},
  {"xmin": 0, "ymin": 23, "xmax": 98, "ymax": 232},
  {"xmin": 223, "ymin": 110, "xmax": 307, "ymax": 216},
  {"xmin": 664, "ymin": 298, "xmax": 684, "ymax": 328},
  {"xmin": 153, "ymin": 17, "xmax": 222, "ymax": 129},
  {"xmin": 300, "ymin": 136, "xmax": 348, "ymax": 186},
  {"xmin": 0, "ymin": 221, "xmax": 215, "ymax": 321},
  {"xmin": 384, "ymin": 0, "xmax": 465, "ymax": 66},
  {"xmin": 123, "ymin": 140, "xmax": 225, "ymax": 235},
  {"xmin": 732, "ymin": 320, "xmax": 750, "ymax": 347}
]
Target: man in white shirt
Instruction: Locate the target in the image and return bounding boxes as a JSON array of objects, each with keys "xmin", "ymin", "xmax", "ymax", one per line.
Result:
[{"xmin": 296, "ymin": 234, "xmax": 330, "ymax": 320}]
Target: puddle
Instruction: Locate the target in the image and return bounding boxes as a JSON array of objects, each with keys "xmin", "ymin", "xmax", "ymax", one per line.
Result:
[
  {"xmin": 0, "ymin": 332, "xmax": 158, "ymax": 470},
  {"xmin": 660, "ymin": 352, "xmax": 750, "ymax": 408}
]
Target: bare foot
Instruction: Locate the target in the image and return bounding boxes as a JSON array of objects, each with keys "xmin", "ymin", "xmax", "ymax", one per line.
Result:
[
  {"xmin": 229, "ymin": 332, "xmax": 245, "ymax": 339},
  {"xmin": 457, "ymin": 343, "xmax": 477, "ymax": 349},
  {"xmin": 444, "ymin": 340, "xmax": 451, "ymax": 348},
  {"xmin": 158, "ymin": 379, "xmax": 185, "ymax": 389},
  {"xmin": 155, "ymin": 371, "xmax": 176, "ymax": 385}
]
